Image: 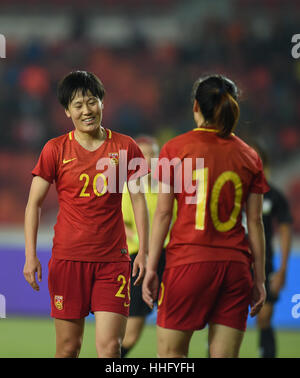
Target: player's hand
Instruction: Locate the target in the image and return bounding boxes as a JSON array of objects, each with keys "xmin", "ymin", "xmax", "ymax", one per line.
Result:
[
  {"xmin": 250, "ymin": 282, "xmax": 266, "ymax": 317},
  {"xmin": 23, "ymin": 256, "xmax": 42, "ymax": 291},
  {"xmin": 142, "ymin": 270, "xmax": 159, "ymax": 309},
  {"xmin": 132, "ymin": 252, "xmax": 146, "ymax": 286}
]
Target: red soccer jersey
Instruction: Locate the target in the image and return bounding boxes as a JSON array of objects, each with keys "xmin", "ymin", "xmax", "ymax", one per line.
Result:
[
  {"xmin": 32, "ymin": 128, "xmax": 148, "ymax": 262},
  {"xmin": 155, "ymin": 128, "xmax": 270, "ymax": 269}
]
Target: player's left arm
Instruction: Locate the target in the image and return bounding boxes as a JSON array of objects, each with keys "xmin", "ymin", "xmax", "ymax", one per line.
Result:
[{"xmin": 128, "ymin": 178, "xmax": 149, "ymax": 286}]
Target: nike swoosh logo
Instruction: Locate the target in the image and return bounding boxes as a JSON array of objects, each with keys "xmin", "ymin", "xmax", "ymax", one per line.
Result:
[
  {"xmin": 63, "ymin": 158, "xmax": 77, "ymax": 164},
  {"xmin": 124, "ymin": 302, "xmax": 130, "ymax": 307}
]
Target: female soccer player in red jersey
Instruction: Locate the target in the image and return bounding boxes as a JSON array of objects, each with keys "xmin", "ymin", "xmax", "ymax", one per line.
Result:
[
  {"xmin": 23, "ymin": 71, "xmax": 149, "ymax": 358},
  {"xmin": 142, "ymin": 74, "xmax": 269, "ymax": 358}
]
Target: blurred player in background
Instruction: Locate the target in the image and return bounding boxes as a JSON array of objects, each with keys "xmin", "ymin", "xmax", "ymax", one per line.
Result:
[
  {"xmin": 23, "ymin": 71, "xmax": 149, "ymax": 358},
  {"xmin": 121, "ymin": 135, "xmax": 168, "ymax": 357},
  {"xmin": 143, "ymin": 74, "xmax": 269, "ymax": 358},
  {"xmin": 251, "ymin": 143, "xmax": 293, "ymax": 358}
]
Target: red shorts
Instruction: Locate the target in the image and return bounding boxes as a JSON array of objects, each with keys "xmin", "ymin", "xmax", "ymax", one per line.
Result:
[
  {"xmin": 48, "ymin": 257, "xmax": 131, "ymax": 319},
  {"xmin": 157, "ymin": 261, "xmax": 253, "ymax": 332}
]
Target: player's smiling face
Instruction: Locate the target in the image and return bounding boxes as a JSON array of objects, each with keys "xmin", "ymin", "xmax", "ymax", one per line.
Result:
[{"xmin": 65, "ymin": 89, "xmax": 103, "ymax": 133}]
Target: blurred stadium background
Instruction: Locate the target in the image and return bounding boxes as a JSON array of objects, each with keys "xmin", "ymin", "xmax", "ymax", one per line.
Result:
[{"xmin": 0, "ymin": 0, "xmax": 299, "ymax": 357}]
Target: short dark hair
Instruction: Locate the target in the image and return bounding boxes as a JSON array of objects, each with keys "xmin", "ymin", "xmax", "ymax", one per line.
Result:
[
  {"xmin": 192, "ymin": 74, "xmax": 240, "ymax": 138},
  {"xmin": 57, "ymin": 70, "xmax": 105, "ymax": 109}
]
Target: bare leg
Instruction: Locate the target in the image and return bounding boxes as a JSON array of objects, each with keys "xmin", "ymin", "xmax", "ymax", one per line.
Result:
[
  {"xmin": 208, "ymin": 323, "xmax": 244, "ymax": 358},
  {"xmin": 121, "ymin": 316, "xmax": 145, "ymax": 355},
  {"xmin": 157, "ymin": 325, "xmax": 194, "ymax": 358},
  {"xmin": 257, "ymin": 302, "xmax": 274, "ymax": 329},
  {"xmin": 54, "ymin": 318, "xmax": 85, "ymax": 358},
  {"xmin": 94, "ymin": 311, "xmax": 127, "ymax": 358},
  {"xmin": 257, "ymin": 303, "xmax": 276, "ymax": 357}
]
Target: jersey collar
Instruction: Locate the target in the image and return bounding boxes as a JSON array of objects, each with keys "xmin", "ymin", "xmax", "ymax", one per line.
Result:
[{"xmin": 193, "ymin": 127, "xmax": 218, "ymax": 133}]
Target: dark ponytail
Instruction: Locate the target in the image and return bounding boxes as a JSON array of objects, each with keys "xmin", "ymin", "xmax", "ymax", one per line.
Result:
[{"xmin": 193, "ymin": 75, "xmax": 240, "ymax": 138}]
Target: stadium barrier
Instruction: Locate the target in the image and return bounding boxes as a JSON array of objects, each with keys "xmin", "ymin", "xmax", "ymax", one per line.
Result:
[{"xmin": 0, "ymin": 246, "xmax": 300, "ymax": 328}]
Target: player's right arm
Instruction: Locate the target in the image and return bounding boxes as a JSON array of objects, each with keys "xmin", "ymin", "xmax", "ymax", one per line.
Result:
[
  {"xmin": 23, "ymin": 176, "xmax": 51, "ymax": 291},
  {"xmin": 246, "ymin": 192, "xmax": 266, "ymax": 317}
]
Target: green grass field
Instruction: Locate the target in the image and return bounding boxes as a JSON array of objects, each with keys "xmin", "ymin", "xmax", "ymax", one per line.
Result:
[{"xmin": 0, "ymin": 317, "xmax": 299, "ymax": 358}]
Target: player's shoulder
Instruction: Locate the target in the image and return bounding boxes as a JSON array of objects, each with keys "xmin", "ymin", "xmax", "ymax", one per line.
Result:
[
  {"xmin": 231, "ymin": 134, "xmax": 261, "ymax": 164},
  {"xmin": 41, "ymin": 133, "xmax": 70, "ymax": 152},
  {"xmin": 161, "ymin": 130, "xmax": 194, "ymax": 152},
  {"xmin": 107, "ymin": 128, "xmax": 137, "ymax": 147},
  {"xmin": 170, "ymin": 130, "xmax": 194, "ymax": 144},
  {"xmin": 231, "ymin": 134, "xmax": 257, "ymax": 155},
  {"xmin": 53, "ymin": 133, "xmax": 70, "ymax": 143}
]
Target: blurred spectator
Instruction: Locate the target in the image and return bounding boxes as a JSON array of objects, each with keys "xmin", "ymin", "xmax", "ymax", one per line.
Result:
[{"xmin": 0, "ymin": 0, "xmax": 299, "ymax": 226}]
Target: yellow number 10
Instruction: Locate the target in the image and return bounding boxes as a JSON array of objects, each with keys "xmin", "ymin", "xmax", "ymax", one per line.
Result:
[
  {"xmin": 192, "ymin": 168, "xmax": 208, "ymax": 230},
  {"xmin": 193, "ymin": 169, "xmax": 243, "ymax": 232}
]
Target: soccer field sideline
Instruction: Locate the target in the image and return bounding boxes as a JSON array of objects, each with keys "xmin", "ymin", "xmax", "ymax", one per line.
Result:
[
  {"xmin": 1, "ymin": 230, "xmax": 300, "ymax": 357},
  {"xmin": 2, "ymin": 245, "xmax": 300, "ymax": 329},
  {"xmin": 0, "ymin": 317, "xmax": 299, "ymax": 358}
]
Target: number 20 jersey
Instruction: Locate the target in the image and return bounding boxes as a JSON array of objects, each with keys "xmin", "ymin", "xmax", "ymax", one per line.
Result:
[
  {"xmin": 32, "ymin": 128, "xmax": 147, "ymax": 262},
  {"xmin": 155, "ymin": 128, "xmax": 270, "ymax": 269}
]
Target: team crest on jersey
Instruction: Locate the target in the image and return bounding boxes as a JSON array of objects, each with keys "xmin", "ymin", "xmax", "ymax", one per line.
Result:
[
  {"xmin": 109, "ymin": 152, "xmax": 119, "ymax": 166},
  {"xmin": 54, "ymin": 295, "xmax": 64, "ymax": 311}
]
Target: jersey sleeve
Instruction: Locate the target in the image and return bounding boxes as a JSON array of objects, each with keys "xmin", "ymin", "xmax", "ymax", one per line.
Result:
[
  {"xmin": 154, "ymin": 143, "xmax": 175, "ymax": 186},
  {"xmin": 249, "ymin": 154, "xmax": 270, "ymax": 194},
  {"xmin": 31, "ymin": 140, "xmax": 58, "ymax": 184},
  {"xmin": 127, "ymin": 139, "xmax": 150, "ymax": 181}
]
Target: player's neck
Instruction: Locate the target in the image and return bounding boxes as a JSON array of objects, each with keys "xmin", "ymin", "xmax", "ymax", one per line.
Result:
[
  {"xmin": 74, "ymin": 126, "xmax": 106, "ymax": 151},
  {"xmin": 196, "ymin": 120, "xmax": 211, "ymax": 129}
]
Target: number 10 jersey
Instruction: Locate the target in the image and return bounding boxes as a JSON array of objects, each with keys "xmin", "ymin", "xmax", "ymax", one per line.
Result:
[{"xmin": 155, "ymin": 128, "xmax": 270, "ymax": 269}]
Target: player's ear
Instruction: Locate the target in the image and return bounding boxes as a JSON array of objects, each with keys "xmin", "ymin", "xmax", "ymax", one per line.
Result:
[
  {"xmin": 193, "ymin": 100, "xmax": 200, "ymax": 113},
  {"xmin": 65, "ymin": 108, "xmax": 71, "ymax": 118}
]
